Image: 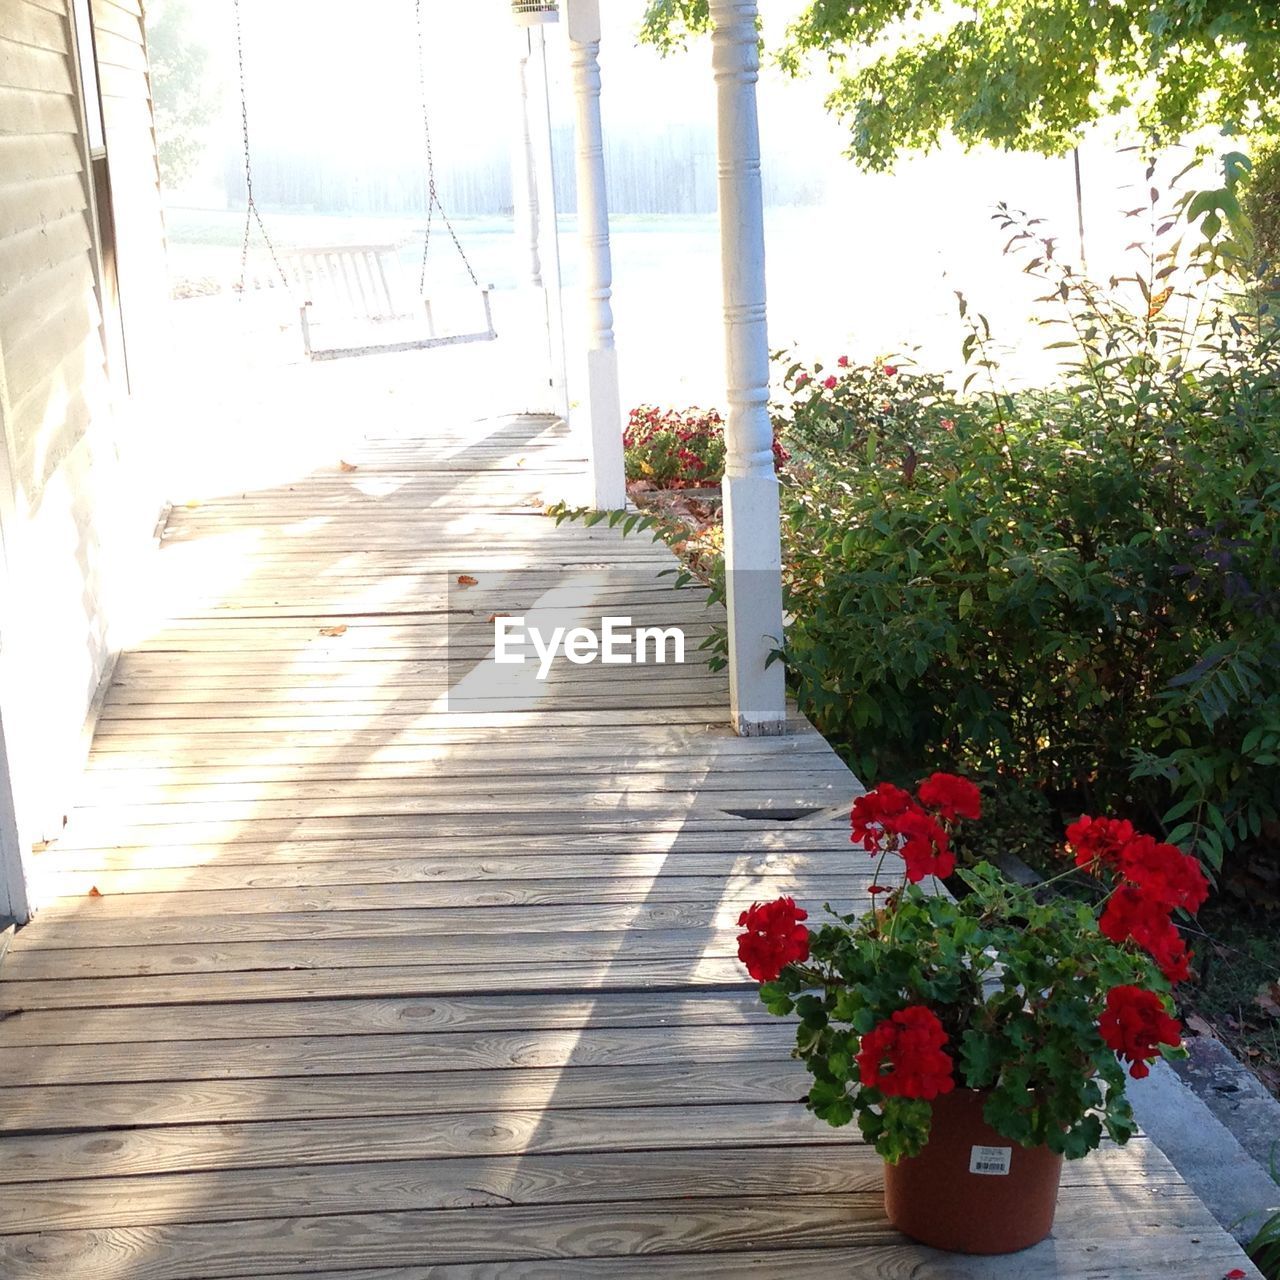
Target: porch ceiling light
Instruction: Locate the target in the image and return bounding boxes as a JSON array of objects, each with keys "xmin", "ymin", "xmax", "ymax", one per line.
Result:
[{"xmin": 511, "ymin": 0, "xmax": 559, "ymax": 25}]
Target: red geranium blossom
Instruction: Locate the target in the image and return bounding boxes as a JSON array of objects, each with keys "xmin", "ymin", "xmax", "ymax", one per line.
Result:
[
  {"xmin": 917, "ymin": 772, "xmax": 982, "ymax": 822},
  {"xmin": 882, "ymin": 364, "xmax": 898, "ymax": 376},
  {"xmin": 837, "ymin": 354, "xmax": 851, "ymax": 368},
  {"xmin": 823, "ymin": 375, "xmax": 838, "ymax": 389},
  {"xmin": 1066, "ymin": 815, "xmax": 1136, "ymax": 871},
  {"xmin": 851, "ymin": 782, "xmax": 956, "ymax": 881},
  {"xmin": 856, "ymin": 1006, "xmax": 955, "ymax": 1099},
  {"xmin": 1099, "ymin": 885, "xmax": 1192, "ymax": 984},
  {"xmin": 1117, "ymin": 835, "xmax": 1209, "ymax": 914},
  {"xmin": 896, "ymin": 809, "xmax": 955, "ymax": 882},
  {"xmin": 736, "ymin": 896, "xmax": 809, "ymax": 983},
  {"xmin": 849, "ymin": 783, "xmax": 918, "ymax": 851},
  {"xmin": 1099, "ymin": 985, "xmax": 1182, "ymax": 1079}
]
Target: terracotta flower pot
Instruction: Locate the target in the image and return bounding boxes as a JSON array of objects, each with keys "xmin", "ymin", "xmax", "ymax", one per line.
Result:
[{"xmin": 883, "ymin": 1088, "xmax": 1064, "ymax": 1254}]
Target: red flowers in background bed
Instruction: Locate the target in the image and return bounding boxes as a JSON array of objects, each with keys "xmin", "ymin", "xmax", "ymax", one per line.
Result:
[
  {"xmin": 856, "ymin": 1006, "xmax": 955, "ymax": 1099},
  {"xmin": 1099, "ymin": 986, "xmax": 1183, "ymax": 1078},
  {"xmin": 736, "ymin": 896, "xmax": 810, "ymax": 982},
  {"xmin": 849, "ymin": 773, "xmax": 981, "ymax": 881}
]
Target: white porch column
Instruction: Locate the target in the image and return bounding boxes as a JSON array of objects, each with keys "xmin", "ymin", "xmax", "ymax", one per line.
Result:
[
  {"xmin": 565, "ymin": 0, "xmax": 625, "ymax": 510},
  {"xmin": 710, "ymin": 0, "xmax": 788, "ymax": 736},
  {"xmin": 510, "ymin": 5, "xmax": 569, "ymax": 419},
  {"xmin": 512, "ymin": 33, "xmax": 544, "ymax": 293}
]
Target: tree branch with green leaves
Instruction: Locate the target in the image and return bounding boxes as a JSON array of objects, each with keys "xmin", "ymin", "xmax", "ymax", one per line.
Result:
[{"xmin": 640, "ymin": 0, "xmax": 1280, "ymax": 171}]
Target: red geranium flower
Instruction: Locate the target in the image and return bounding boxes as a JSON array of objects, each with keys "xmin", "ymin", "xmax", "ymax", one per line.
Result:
[
  {"xmin": 795, "ymin": 372, "xmax": 811, "ymax": 387},
  {"xmin": 896, "ymin": 809, "xmax": 955, "ymax": 882},
  {"xmin": 851, "ymin": 782, "xmax": 955, "ymax": 881},
  {"xmin": 1117, "ymin": 835, "xmax": 1209, "ymax": 914},
  {"xmin": 837, "ymin": 354, "xmax": 851, "ymax": 367},
  {"xmin": 1099, "ymin": 985, "xmax": 1182, "ymax": 1079},
  {"xmin": 856, "ymin": 1006, "xmax": 955, "ymax": 1099},
  {"xmin": 917, "ymin": 773, "xmax": 982, "ymax": 822},
  {"xmin": 940, "ymin": 417, "xmax": 956, "ymax": 430},
  {"xmin": 1065, "ymin": 815, "xmax": 1136, "ymax": 872},
  {"xmin": 882, "ymin": 364, "xmax": 898, "ymax": 376},
  {"xmin": 1099, "ymin": 885, "xmax": 1192, "ymax": 984},
  {"xmin": 736, "ymin": 896, "xmax": 809, "ymax": 983},
  {"xmin": 823, "ymin": 375, "xmax": 838, "ymax": 390},
  {"xmin": 849, "ymin": 783, "xmax": 918, "ymax": 851}
]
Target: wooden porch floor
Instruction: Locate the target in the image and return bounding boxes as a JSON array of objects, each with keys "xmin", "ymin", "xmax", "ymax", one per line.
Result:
[{"xmin": 0, "ymin": 415, "xmax": 1258, "ymax": 1277}]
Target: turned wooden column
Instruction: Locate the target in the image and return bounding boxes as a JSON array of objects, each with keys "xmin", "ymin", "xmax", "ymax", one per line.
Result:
[
  {"xmin": 710, "ymin": 0, "xmax": 787, "ymax": 734},
  {"xmin": 565, "ymin": 0, "xmax": 625, "ymax": 510}
]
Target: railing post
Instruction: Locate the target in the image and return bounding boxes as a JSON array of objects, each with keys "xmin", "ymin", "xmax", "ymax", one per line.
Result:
[
  {"xmin": 710, "ymin": 0, "xmax": 788, "ymax": 735},
  {"xmin": 565, "ymin": 0, "xmax": 625, "ymax": 510}
]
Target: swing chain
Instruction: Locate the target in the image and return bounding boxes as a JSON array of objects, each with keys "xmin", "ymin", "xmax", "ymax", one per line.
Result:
[
  {"xmin": 415, "ymin": 0, "xmax": 480, "ymax": 292},
  {"xmin": 234, "ymin": 0, "xmax": 289, "ymax": 293}
]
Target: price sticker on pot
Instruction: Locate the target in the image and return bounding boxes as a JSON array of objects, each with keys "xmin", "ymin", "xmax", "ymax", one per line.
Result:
[{"xmin": 969, "ymin": 1144, "xmax": 1012, "ymax": 1176}]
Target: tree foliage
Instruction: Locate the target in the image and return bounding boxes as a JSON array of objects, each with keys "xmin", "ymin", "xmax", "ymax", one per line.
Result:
[
  {"xmin": 640, "ymin": 1, "xmax": 1280, "ymax": 171},
  {"xmin": 145, "ymin": 0, "xmax": 219, "ymax": 189}
]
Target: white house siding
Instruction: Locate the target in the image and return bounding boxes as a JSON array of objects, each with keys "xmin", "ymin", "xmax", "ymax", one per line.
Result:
[{"xmin": 0, "ymin": 0, "xmax": 164, "ymax": 920}]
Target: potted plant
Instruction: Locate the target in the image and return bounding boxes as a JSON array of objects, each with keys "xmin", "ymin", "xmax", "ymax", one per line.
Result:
[{"xmin": 737, "ymin": 774, "xmax": 1206, "ymax": 1255}]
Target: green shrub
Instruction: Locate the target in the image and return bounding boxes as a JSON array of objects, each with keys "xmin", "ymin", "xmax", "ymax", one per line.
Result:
[
  {"xmin": 1244, "ymin": 139, "xmax": 1280, "ymax": 284},
  {"xmin": 777, "ymin": 164, "xmax": 1280, "ymax": 876}
]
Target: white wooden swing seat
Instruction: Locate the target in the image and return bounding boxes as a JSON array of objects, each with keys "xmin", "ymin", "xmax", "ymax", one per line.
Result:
[
  {"xmin": 280, "ymin": 244, "xmax": 497, "ymax": 362},
  {"xmin": 232, "ymin": 0, "xmax": 498, "ymax": 365}
]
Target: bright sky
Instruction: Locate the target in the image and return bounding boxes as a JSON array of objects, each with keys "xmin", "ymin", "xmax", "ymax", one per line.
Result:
[{"xmin": 193, "ymin": 0, "xmax": 840, "ymax": 179}]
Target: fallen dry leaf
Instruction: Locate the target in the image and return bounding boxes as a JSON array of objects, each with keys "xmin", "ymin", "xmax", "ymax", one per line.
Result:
[
  {"xmin": 1254, "ymin": 980, "xmax": 1280, "ymax": 1020},
  {"xmin": 457, "ymin": 575, "xmax": 478, "ymax": 587},
  {"xmin": 319, "ymin": 624, "xmax": 348, "ymax": 637},
  {"xmin": 1184, "ymin": 1013, "xmax": 1215, "ymax": 1038},
  {"xmin": 486, "ymin": 613, "xmax": 512, "ymax": 624},
  {"xmin": 339, "ymin": 460, "xmax": 358, "ymax": 472},
  {"xmin": 87, "ymin": 886, "xmax": 102, "ymax": 898}
]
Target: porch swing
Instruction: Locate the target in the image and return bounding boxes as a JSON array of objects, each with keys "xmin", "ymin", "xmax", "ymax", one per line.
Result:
[{"xmin": 233, "ymin": 0, "xmax": 497, "ymax": 361}]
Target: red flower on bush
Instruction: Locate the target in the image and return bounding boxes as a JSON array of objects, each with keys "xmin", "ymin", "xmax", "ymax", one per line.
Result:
[
  {"xmin": 917, "ymin": 772, "xmax": 982, "ymax": 822},
  {"xmin": 1117, "ymin": 835, "xmax": 1209, "ymax": 914},
  {"xmin": 940, "ymin": 417, "xmax": 956, "ymax": 430},
  {"xmin": 1099, "ymin": 885, "xmax": 1192, "ymax": 984},
  {"xmin": 736, "ymin": 896, "xmax": 809, "ymax": 982},
  {"xmin": 882, "ymin": 364, "xmax": 898, "ymax": 376},
  {"xmin": 856, "ymin": 1006, "xmax": 955, "ymax": 1099},
  {"xmin": 1066, "ymin": 815, "xmax": 1136, "ymax": 871},
  {"xmin": 837, "ymin": 354, "xmax": 850, "ymax": 368},
  {"xmin": 1099, "ymin": 985, "xmax": 1182, "ymax": 1079},
  {"xmin": 822, "ymin": 375, "xmax": 838, "ymax": 390},
  {"xmin": 796, "ymin": 372, "xmax": 811, "ymax": 387}
]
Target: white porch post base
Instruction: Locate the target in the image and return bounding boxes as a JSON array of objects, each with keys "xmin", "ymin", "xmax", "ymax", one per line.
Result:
[
  {"xmin": 584, "ymin": 344, "xmax": 625, "ymax": 509},
  {"xmin": 722, "ymin": 472, "xmax": 788, "ymax": 735},
  {"xmin": 712, "ymin": 0, "xmax": 788, "ymax": 735}
]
